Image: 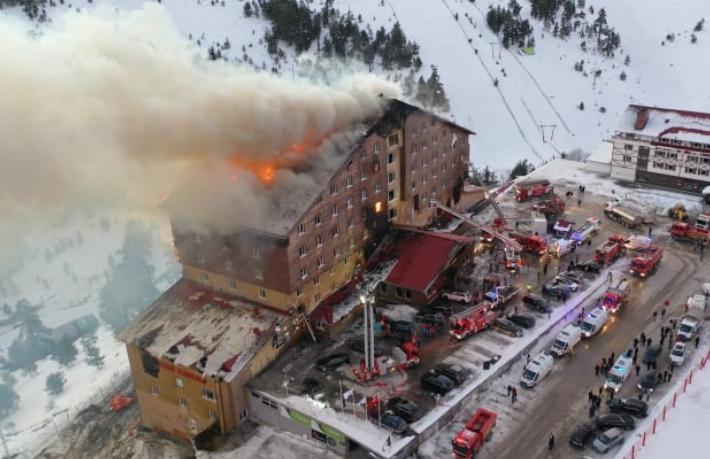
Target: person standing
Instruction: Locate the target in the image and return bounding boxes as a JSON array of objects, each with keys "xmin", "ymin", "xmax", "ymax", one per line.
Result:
[
  {"xmin": 635, "ymin": 365, "xmax": 641, "ymax": 376},
  {"xmin": 588, "ymin": 391, "xmax": 594, "ymax": 403},
  {"xmin": 507, "ymin": 385, "xmax": 513, "ymax": 397},
  {"xmin": 595, "ymin": 364, "xmax": 600, "ymax": 376},
  {"xmin": 696, "ymin": 336, "xmax": 701, "ymax": 348},
  {"xmin": 641, "ymin": 332, "xmax": 647, "ymax": 345},
  {"xmin": 548, "ymin": 433, "xmax": 555, "ymax": 450},
  {"xmin": 512, "ymin": 387, "xmax": 518, "ymax": 404}
]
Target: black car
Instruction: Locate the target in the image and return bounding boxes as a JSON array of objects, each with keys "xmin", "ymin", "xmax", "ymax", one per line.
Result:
[
  {"xmin": 522, "ymin": 294, "xmax": 552, "ymax": 313},
  {"xmin": 315, "ymin": 353, "xmax": 351, "ymax": 372},
  {"xmin": 569, "ymin": 422, "xmax": 597, "ymax": 449},
  {"xmin": 379, "ymin": 411, "xmax": 408, "ymax": 434},
  {"xmin": 434, "ymin": 363, "xmax": 467, "ymax": 386},
  {"xmin": 421, "ymin": 370, "xmax": 455, "ymax": 395},
  {"xmin": 558, "ymin": 271, "xmax": 586, "ymax": 284},
  {"xmin": 386, "ymin": 397, "xmax": 421, "ymax": 423},
  {"xmin": 608, "ymin": 398, "xmax": 648, "ymax": 418},
  {"xmin": 301, "ymin": 377, "xmax": 324, "ymax": 398},
  {"xmin": 595, "ymin": 414, "xmax": 636, "ymax": 431},
  {"xmin": 415, "ymin": 311, "xmax": 444, "ymax": 325},
  {"xmin": 508, "ymin": 314, "xmax": 536, "ymax": 329},
  {"xmin": 642, "ymin": 345, "xmax": 662, "ymax": 365},
  {"xmin": 575, "ymin": 260, "xmax": 601, "ymax": 274},
  {"xmin": 493, "ymin": 318, "xmax": 524, "ymax": 337},
  {"xmin": 430, "ymin": 304, "xmax": 453, "ymax": 318},
  {"xmin": 542, "ymin": 283, "xmax": 571, "ymax": 299},
  {"xmin": 638, "ymin": 370, "xmax": 662, "ymax": 393}
]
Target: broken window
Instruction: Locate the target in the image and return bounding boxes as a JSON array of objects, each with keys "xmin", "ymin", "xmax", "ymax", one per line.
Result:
[
  {"xmin": 141, "ymin": 351, "xmax": 160, "ymax": 378},
  {"xmin": 202, "ymin": 389, "xmax": 216, "ymax": 401}
]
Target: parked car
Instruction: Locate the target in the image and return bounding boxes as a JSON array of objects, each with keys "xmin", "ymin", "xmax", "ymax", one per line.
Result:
[
  {"xmin": 595, "ymin": 414, "xmax": 635, "ymax": 431},
  {"xmin": 431, "ymin": 304, "xmax": 453, "ymax": 318},
  {"xmin": 542, "ymin": 283, "xmax": 571, "ymax": 299},
  {"xmin": 379, "ymin": 411, "xmax": 408, "ymax": 434},
  {"xmin": 508, "ymin": 314, "xmax": 536, "ymax": 329},
  {"xmin": 522, "ymin": 294, "xmax": 552, "ymax": 313},
  {"xmin": 569, "ymin": 422, "xmax": 597, "ymax": 449},
  {"xmin": 415, "ymin": 311, "xmax": 445, "ymax": 325},
  {"xmin": 386, "ymin": 397, "xmax": 421, "ymax": 423},
  {"xmin": 642, "ymin": 345, "xmax": 662, "ymax": 365},
  {"xmin": 670, "ymin": 342, "xmax": 687, "ymax": 366},
  {"xmin": 442, "ymin": 291, "xmax": 472, "ymax": 303},
  {"xmin": 420, "ymin": 370, "xmax": 455, "ymax": 395},
  {"xmin": 607, "ymin": 398, "xmax": 648, "ymax": 418},
  {"xmin": 575, "ymin": 260, "xmax": 601, "ymax": 274},
  {"xmin": 554, "ymin": 275, "xmax": 580, "ymax": 292},
  {"xmin": 493, "ymin": 318, "xmax": 524, "ymax": 337},
  {"xmin": 592, "ymin": 427, "xmax": 625, "ymax": 454},
  {"xmin": 678, "ymin": 315, "xmax": 700, "ymax": 341},
  {"xmin": 558, "ymin": 271, "xmax": 586, "ymax": 284},
  {"xmin": 315, "ymin": 353, "xmax": 351, "ymax": 372},
  {"xmin": 434, "ymin": 363, "xmax": 467, "ymax": 386},
  {"xmin": 301, "ymin": 377, "xmax": 324, "ymax": 399},
  {"xmin": 638, "ymin": 370, "xmax": 662, "ymax": 394}
]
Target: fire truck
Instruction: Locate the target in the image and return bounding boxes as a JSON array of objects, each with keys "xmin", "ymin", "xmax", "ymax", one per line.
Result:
[
  {"xmin": 353, "ymin": 340, "xmax": 420, "ymax": 381},
  {"xmin": 514, "ymin": 179, "xmax": 553, "ymax": 202},
  {"xmin": 449, "ymin": 302, "xmax": 497, "ymax": 340},
  {"xmin": 602, "ymin": 279, "xmax": 630, "ymax": 313},
  {"xmin": 594, "ymin": 235, "xmax": 625, "ymax": 265},
  {"xmin": 452, "ymin": 408, "xmax": 497, "ymax": 459},
  {"xmin": 629, "ymin": 246, "xmax": 663, "ymax": 278},
  {"xmin": 532, "ymin": 194, "xmax": 566, "ymax": 218},
  {"xmin": 509, "ymin": 232, "xmax": 548, "ymax": 255},
  {"xmin": 670, "ymin": 222, "xmax": 710, "ymax": 243}
]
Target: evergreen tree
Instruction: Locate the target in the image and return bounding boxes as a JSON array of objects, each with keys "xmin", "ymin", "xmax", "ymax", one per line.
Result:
[
  {"xmin": 578, "ymin": 101, "xmax": 585, "ymax": 110},
  {"xmin": 243, "ymin": 1, "xmax": 252, "ymax": 17},
  {"xmin": 619, "ymin": 71, "xmax": 627, "ymax": 81},
  {"xmin": 624, "ymin": 54, "xmax": 631, "ymax": 65},
  {"xmin": 82, "ymin": 335, "xmax": 105, "ymax": 369},
  {"xmin": 694, "ymin": 18, "xmax": 704, "ymax": 32},
  {"xmin": 427, "ymin": 67, "xmax": 450, "ymax": 111},
  {"xmin": 415, "ymin": 76, "xmax": 430, "ymax": 107},
  {"xmin": 0, "ymin": 383, "xmax": 19, "ymax": 417},
  {"xmin": 46, "ymin": 372, "xmax": 66, "ymax": 396},
  {"xmin": 51, "ymin": 335, "xmax": 78, "ymax": 366},
  {"xmin": 593, "ymin": 8, "xmax": 608, "ymax": 36},
  {"xmin": 509, "ymin": 160, "xmax": 531, "ymax": 180}
]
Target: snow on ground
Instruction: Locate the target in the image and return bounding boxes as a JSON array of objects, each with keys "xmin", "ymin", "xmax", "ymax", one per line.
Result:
[{"xmin": 525, "ymin": 158, "xmax": 706, "ymax": 215}]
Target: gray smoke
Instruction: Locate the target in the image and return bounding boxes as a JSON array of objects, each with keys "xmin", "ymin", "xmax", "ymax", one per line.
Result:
[{"xmin": 0, "ymin": 4, "xmax": 400, "ymax": 270}]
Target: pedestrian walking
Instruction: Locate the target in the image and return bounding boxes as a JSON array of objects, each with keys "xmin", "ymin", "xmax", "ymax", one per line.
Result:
[
  {"xmin": 548, "ymin": 433, "xmax": 555, "ymax": 450},
  {"xmin": 589, "ymin": 404, "xmax": 595, "ymax": 418},
  {"xmin": 660, "ymin": 335, "xmax": 665, "ymax": 346},
  {"xmin": 588, "ymin": 391, "xmax": 594, "ymax": 403},
  {"xmin": 595, "ymin": 364, "xmax": 600, "ymax": 376},
  {"xmin": 633, "ymin": 347, "xmax": 638, "ymax": 361},
  {"xmin": 609, "ymin": 352, "xmax": 615, "ymax": 365},
  {"xmin": 635, "ymin": 365, "xmax": 641, "ymax": 376},
  {"xmin": 544, "ymin": 263, "xmax": 549, "ymax": 275},
  {"xmin": 661, "ymin": 308, "xmax": 666, "ymax": 319},
  {"xmin": 598, "ymin": 386, "xmax": 604, "ymax": 396},
  {"xmin": 634, "ymin": 338, "xmax": 639, "ymax": 348},
  {"xmin": 653, "ymin": 310, "xmax": 658, "ymax": 320},
  {"xmin": 607, "ymin": 271, "xmax": 613, "ymax": 283},
  {"xmin": 387, "ymin": 434, "xmax": 391, "ymax": 447},
  {"xmin": 641, "ymin": 332, "xmax": 647, "ymax": 345},
  {"xmin": 527, "ymin": 354, "xmax": 531, "ymax": 365},
  {"xmin": 696, "ymin": 336, "xmax": 700, "ymax": 348},
  {"xmin": 668, "ymin": 370, "xmax": 673, "ymax": 382},
  {"xmin": 512, "ymin": 388, "xmax": 518, "ymax": 403},
  {"xmin": 588, "ymin": 239, "xmax": 592, "ymax": 247},
  {"xmin": 648, "ymin": 226, "xmax": 653, "ymax": 237},
  {"xmin": 507, "ymin": 385, "xmax": 513, "ymax": 396},
  {"xmin": 647, "ymin": 338, "xmax": 652, "ymax": 347}
]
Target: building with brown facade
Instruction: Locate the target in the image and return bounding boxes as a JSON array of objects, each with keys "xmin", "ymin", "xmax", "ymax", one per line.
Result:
[{"xmin": 120, "ymin": 99, "xmax": 473, "ymax": 443}]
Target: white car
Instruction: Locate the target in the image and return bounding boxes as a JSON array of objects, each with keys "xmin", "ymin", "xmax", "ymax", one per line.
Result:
[
  {"xmin": 442, "ymin": 291, "xmax": 472, "ymax": 303},
  {"xmin": 670, "ymin": 342, "xmax": 686, "ymax": 366},
  {"xmin": 678, "ymin": 316, "xmax": 700, "ymax": 341}
]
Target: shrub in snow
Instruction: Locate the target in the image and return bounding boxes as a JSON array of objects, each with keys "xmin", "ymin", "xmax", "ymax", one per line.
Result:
[
  {"xmin": 624, "ymin": 54, "xmax": 631, "ymax": 65},
  {"xmin": 46, "ymin": 372, "xmax": 66, "ymax": 396},
  {"xmin": 691, "ymin": 34, "xmax": 698, "ymax": 43},
  {"xmin": 578, "ymin": 101, "xmax": 585, "ymax": 110},
  {"xmin": 620, "ymin": 71, "xmax": 627, "ymax": 81},
  {"xmin": 599, "ymin": 106, "xmax": 607, "ymax": 113},
  {"xmin": 694, "ymin": 19, "xmax": 704, "ymax": 32}
]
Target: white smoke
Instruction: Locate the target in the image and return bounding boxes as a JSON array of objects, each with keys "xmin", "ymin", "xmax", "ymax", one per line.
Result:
[{"xmin": 0, "ymin": 4, "xmax": 400, "ymax": 270}]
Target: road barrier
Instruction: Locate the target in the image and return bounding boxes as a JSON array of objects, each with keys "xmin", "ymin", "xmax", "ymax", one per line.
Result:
[{"xmin": 618, "ymin": 346, "xmax": 710, "ymax": 459}]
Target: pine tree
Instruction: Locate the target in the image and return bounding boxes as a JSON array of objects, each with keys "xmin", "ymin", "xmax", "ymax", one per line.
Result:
[
  {"xmin": 593, "ymin": 8, "xmax": 608, "ymax": 37},
  {"xmin": 624, "ymin": 54, "xmax": 631, "ymax": 65},
  {"xmin": 52, "ymin": 335, "xmax": 78, "ymax": 366},
  {"xmin": 46, "ymin": 372, "xmax": 66, "ymax": 396},
  {"xmin": 82, "ymin": 336, "xmax": 106, "ymax": 369},
  {"xmin": 243, "ymin": 1, "xmax": 252, "ymax": 17},
  {"xmin": 619, "ymin": 71, "xmax": 627, "ymax": 81},
  {"xmin": 0, "ymin": 383, "xmax": 19, "ymax": 417},
  {"xmin": 415, "ymin": 76, "xmax": 430, "ymax": 107},
  {"xmin": 427, "ymin": 67, "xmax": 450, "ymax": 111},
  {"xmin": 509, "ymin": 160, "xmax": 530, "ymax": 180},
  {"xmin": 578, "ymin": 101, "xmax": 585, "ymax": 110},
  {"xmin": 694, "ymin": 18, "xmax": 704, "ymax": 32}
]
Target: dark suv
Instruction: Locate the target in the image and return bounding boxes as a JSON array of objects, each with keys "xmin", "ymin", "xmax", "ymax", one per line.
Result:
[
  {"xmin": 386, "ymin": 397, "xmax": 421, "ymax": 423},
  {"xmin": 434, "ymin": 364, "xmax": 467, "ymax": 386},
  {"xmin": 569, "ymin": 422, "xmax": 597, "ymax": 449},
  {"xmin": 315, "ymin": 353, "xmax": 351, "ymax": 372},
  {"xmin": 378, "ymin": 411, "xmax": 408, "ymax": 434},
  {"xmin": 421, "ymin": 370, "xmax": 455, "ymax": 395},
  {"xmin": 608, "ymin": 398, "xmax": 648, "ymax": 418},
  {"xmin": 522, "ymin": 294, "xmax": 552, "ymax": 313},
  {"xmin": 595, "ymin": 414, "xmax": 635, "ymax": 431}
]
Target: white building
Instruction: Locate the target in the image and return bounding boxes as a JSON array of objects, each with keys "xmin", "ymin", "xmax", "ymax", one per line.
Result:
[{"xmin": 610, "ymin": 105, "xmax": 710, "ymax": 193}]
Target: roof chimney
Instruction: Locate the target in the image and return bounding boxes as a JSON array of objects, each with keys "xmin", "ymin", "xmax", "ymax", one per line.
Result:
[{"xmin": 634, "ymin": 108, "xmax": 650, "ymax": 130}]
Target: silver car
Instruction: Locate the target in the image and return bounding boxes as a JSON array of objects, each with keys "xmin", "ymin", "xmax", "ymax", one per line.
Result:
[{"xmin": 592, "ymin": 427, "xmax": 624, "ymax": 453}]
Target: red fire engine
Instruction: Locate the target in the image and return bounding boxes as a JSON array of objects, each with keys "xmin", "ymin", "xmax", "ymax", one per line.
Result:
[
  {"xmin": 594, "ymin": 235, "xmax": 625, "ymax": 265},
  {"xmin": 670, "ymin": 222, "xmax": 710, "ymax": 244},
  {"xmin": 509, "ymin": 232, "xmax": 548, "ymax": 255},
  {"xmin": 629, "ymin": 246, "xmax": 663, "ymax": 278},
  {"xmin": 449, "ymin": 302, "xmax": 497, "ymax": 340},
  {"xmin": 452, "ymin": 408, "xmax": 497, "ymax": 458},
  {"xmin": 602, "ymin": 279, "xmax": 630, "ymax": 313},
  {"xmin": 514, "ymin": 179, "xmax": 553, "ymax": 202}
]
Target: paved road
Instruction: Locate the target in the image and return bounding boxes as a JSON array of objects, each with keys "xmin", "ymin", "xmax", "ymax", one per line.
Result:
[{"xmin": 491, "ymin": 248, "xmax": 706, "ymax": 459}]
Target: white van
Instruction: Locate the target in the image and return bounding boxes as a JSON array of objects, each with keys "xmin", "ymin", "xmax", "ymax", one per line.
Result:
[
  {"xmin": 604, "ymin": 355, "xmax": 633, "ymax": 393},
  {"xmin": 580, "ymin": 308, "xmax": 609, "ymax": 338},
  {"xmin": 688, "ymin": 294, "xmax": 708, "ymax": 319},
  {"xmin": 520, "ymin": 353, "xmax": 554, "ymax": 388},
  {"xmin": 550, "ymin": 324, "xmax": 582, "ymax": 357}
]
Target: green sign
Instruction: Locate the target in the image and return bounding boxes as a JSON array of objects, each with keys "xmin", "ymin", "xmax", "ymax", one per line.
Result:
[
  {"xmin": 288, "ymin": 409, "xmax": 312, "ymax": 428},
  {"xmin": 319, "ymin": 423, "xmax": 345, "ymax": 442}
]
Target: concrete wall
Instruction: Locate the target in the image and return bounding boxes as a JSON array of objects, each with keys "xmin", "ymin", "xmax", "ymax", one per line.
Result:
[{"xmin": 585, "ymin": 160, "xmax": 611, "ymax": 176}]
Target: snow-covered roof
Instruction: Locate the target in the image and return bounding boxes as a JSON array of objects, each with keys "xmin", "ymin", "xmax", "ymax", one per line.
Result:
[
  {"xmin": 617, "ymin": 105, "xmax": 710, "ymax": 139},
  {"xmin": 588, "ymin": 141, "xmax": 612, "ymax": 163},
  {"xmin": 119, "ymin": 279, "xmax": 283, "ymax": 381}
]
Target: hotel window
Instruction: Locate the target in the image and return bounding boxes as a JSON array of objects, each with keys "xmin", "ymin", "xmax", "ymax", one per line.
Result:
[
  {"xmin": 197, "ymin": 253, "xmax": 205, "ymax": 264},
  {"xmin": 374, "ymin": 201, "xmax": 383, "ymax": 213},
  {"xmin": 389, "ymin": 208, "xmax": 397, "ymax": 219},
  {"xmin": 653, "ymin": 161, "xmax": 664, "ymax": 169},
  {"xmin": 347, "ymin": 197, "xmax": 353, "ymax": 208},
  {"xmin": 330, "ymin": 183, "xmax": 337, "ymax": 195},
  {"xmin": 331, "ymin": 204, "xmax": 338, "ymax": 216},
  {"xmin": 375, "ymin": 183, "xmax": 382, "ymax": 193},
  {"xmin": 388, "ymin": 172, "xmax": 395, "ymax": 183},
  {"xmin": 313, "ymin": 276, "xmax": 320, "ymax": 286},
  {"xmin": 687, "ymin": 155, "xmax": 699, "ymax": 163},
  {"xmin": 258, "ymin": 288, "xmax": 267, "ymax": 299},
  {"xmin": 388, "ymin": 152, "xmax": 395, "ymax": 164},
  {"xmin": 388, "ymin": 190, "xmax": 395, "ymax": 201},
  {"xmin": 317, "ymin": 257, "xmax": 325, "ymax": 268},
  {"xmin": 297, "ymin": 287, "xmax": 304, "ymax": 296},
  {"xmin": 314, "ymin": 293, "xmax": 321, "ymax": 302},
  {"xmin": 347, "ymin": 176, "xmax": 353, "ymax": 187},
  {"xmin": 668, "ymin": 152, "xmax": 678, "ymax": 160},
  {"xmin": 700, "ymin": 169, "xmax": 710, "ymax": 176},
  {"xmin": 151, "ymin": 386, "xmax": 159, "ymax": 397},
  {"xmin": 361, "ymin": 169, "xmax": 367, "ymax": 181},
  {"xmin": 298, "ymin": 223, "xmax": 306, "ymax": 234},
  {"xmin": 314, "ymin": 213, "xmax": 321, "ymax": 225},
  {"xmin": 685, "ymin": 167, "xmax": 697, "ymax": 174},
  {"xmin": 208, "ymin": 410, "xmax": 216, "ymax": 419},
  {"xmin": 348, "ymin": 219, "xmax": 354, "ymax": 229},
  {"xmin": 624, "ymin": 144, "xmax": 634, "ymax": 151},
  {"xmin": 225, "ymin": 259, "xmax": 233, "ymax": 271},
  {"xmin": 254, "ymin": 267, "xmax": 263, "ymax": 280},
  {"xmin": 361, "ymin": 189, "xmax": 368, "ymax": 201},
  {"xmin": 360, "ymin": 148, "xmax": 366, "ymax": 160},
  {"xmin": 332, "ymin": 226, "xmax": 340, "ymax": 238},
  {"xmin": 349, "ymin": 237, "xmax": 355, "ymax": 248},
  {"xmin": 666, "ymin": 164, "xmax": 676, "ymax": 171},
  {"xmin": 622, "ymin": 155, "xmax": 632, "ymax": 163},
  {"xmin": 300, "ymin": 268, "xmax": 308, "ymax": 279},
  {"xmin": 329, "ymin": 267, "xmax": 336, "ymax": 276},
  {"xmin": 179, "ymin": 397, "xmax": 188, "ymax": 408},
  {"xmin": 228, "ymin": 279, "xmax": 236, "ymax": 290},
  {"xmin": 298, "ymin": 246, "xmax": 307, "ymax": 258},
  {"xmin": 388, "ymin": 133, "xmax": 399, "ymax": 146},
  {"xmin": 316, "ymin": 235, "xmax": 323, "ymax": 247},
  {"xmin": 252, "ymin": 247, "xmax": 261, "ymax": 259},
  {"xmin": 374, "ymin": 143, "xmax": 380, "ymax": 154},
  {"xmin": 333, "ymin": 247, "xmax": 341, "ymax": 258},
  {"xmin": 202, "ymin": 389, "xmax": 216, "ymax": 401}
]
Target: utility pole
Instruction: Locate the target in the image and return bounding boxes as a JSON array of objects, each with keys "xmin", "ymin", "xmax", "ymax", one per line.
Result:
[{"xmin": 540, "ymin": 124, "xmax": 557, "ymax": 143}]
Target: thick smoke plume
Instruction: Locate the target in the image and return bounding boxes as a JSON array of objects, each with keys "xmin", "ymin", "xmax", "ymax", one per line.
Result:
[{"xmin": 0, "ymin": 3, "xmax": 399, "ymax": 265}]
